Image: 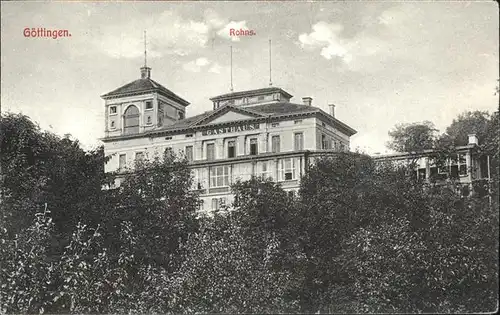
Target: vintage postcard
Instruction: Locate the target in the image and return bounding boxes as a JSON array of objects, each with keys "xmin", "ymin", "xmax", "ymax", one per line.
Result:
[{"xmin": 1, "ymin": 1, "xmax": 498, "ymax": 314}]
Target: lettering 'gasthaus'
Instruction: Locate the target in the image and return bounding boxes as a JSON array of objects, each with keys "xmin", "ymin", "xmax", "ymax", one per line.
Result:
[
  {"xmin": 202, "ymin": 124, "xmax": 259, "ymax": 136},
  {"xmin": 229, "ymin": 28, "xmax": 256, "ymax": 36},
  {"xmin": 23, "ymin": 27, "xmax": 71, "ymax": 39}
]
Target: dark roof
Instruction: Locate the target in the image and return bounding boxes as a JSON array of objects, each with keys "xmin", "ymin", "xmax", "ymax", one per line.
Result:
[
  {"xmin": 162, "ymin": 102, "xmax": 356, "ymax": 135},
  {"xmin": 163, "ymin": 111, "xmax": 212, "ymax": 130},
  {"xmin": 209, "ymin": 87, "xmax": 293, "ymax": 101},
  {"xmin": 101, "ymin": 78, "xmax": 190, "ymax": 106},
  {"xmin": 250, "ymin": 102, "xmax": 318, "ymax": 115},
  {"xmin": 163, "ymin": 102, "xmax": 314, "ymax": 130}
]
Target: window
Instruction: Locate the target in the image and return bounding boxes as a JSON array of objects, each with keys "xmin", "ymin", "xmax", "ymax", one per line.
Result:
[
  {"xmin": 124, "ymin": 105, "xmax": 140, "ymax": 135},
  {"xmin": 185, "ymin": 146, "xmax": 193, "ymax": 162},
  {"xmin": 321, "ymin": 134, "xmax": 328, "ymax": 149},
  {"xmin": 211, "ymin": 198, "xmax": 219, "ymax": 210},
  {"xmin": 211, "ymin": 197, "xmax": 227, "ymax": 210},
  {"xmin": 228, "ymin": 140, "xmax": 236, "ymax": 158},
  {"xmin": 145, "ymin": 101, "xmax": 153, "ymax": 110},
  {"xmin": 322, "ymin": 122, "xmax": 326, "ymax": 127},
  {"xmin": 146, "ymin": 116, "xmax": 152, "ymax": 125},
  {"xmin": 185, "ymin": 134, "xmax": 193, "ymax": 138},
  {"xmin": 271, "ymin": 122, "xmax": 280, "ymax": 127},
  {"xmin": 135, "ymin": 151, "xmax": 144, "ymax": 161},
  {"xmin": 294, "ymin": 132, "xmax": 304, "ymax": 151},
  {"xmin": 418, "ymin": 169, "xmax": 426, "ymax": 181},
  {"xmin": 260, "ymin": 161, "xmax": 272, "ymax": 179},
  {"xmin": 294, "ymin": 120, "xmax": 302, "ymax": 124},
  {"xmin": 178, "ymin": 111, "xmax": 185, "ymax": 120},
  {"xmin": 110, "ymin": 121, "xmax": 115, "ymax": 129},
  {"xmin": 271, "ymin": 135, "xmax": 280, "ymax": 153},
  {"xmin": 210, "ymin": 166, "xmax": 230, "ymax": 188},
  {"xmin": 258, "ymin": 96, "xmax": 265, "ymax": 101},
  {"xmin": 458, "ymin": 154, "xmax": 467, "ymax": 176},
  {"xmin": 165, "ymin": 136, "xmax": 172, "ymax": 140},
  {"xmin": 207, "ymin": 143, "xmax": 215, "ymax": 160},
  {"xmin": 250, "ymin": 138, "xmax": 258, "ymax": 155},
  {"xmin": 109, "ymin": 106, "xmax": 117, "ymax": 115},
  {"xmin": 279, "ymin": 158, "xmax": 296, "ymax": 181},
  {"xmin": 119, "ymin": 154, "xmax": 126, "ymax": 170}
]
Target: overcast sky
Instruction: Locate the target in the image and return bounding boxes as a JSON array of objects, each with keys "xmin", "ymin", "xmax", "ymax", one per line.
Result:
[{"xmin": 1, "ymin": 1, "xmax": 498, "ymax": 154}]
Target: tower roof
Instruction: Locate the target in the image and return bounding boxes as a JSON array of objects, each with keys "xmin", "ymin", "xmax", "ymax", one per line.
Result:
[{"xmin": 101, "ymin": 77, "xmax": 190, "ymax": 106}]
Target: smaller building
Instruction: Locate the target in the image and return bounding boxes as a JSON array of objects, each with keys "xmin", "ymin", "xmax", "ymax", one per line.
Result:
[{"xmin": 372, "ymin": 134, "xmax": 493, "ymax": 196}]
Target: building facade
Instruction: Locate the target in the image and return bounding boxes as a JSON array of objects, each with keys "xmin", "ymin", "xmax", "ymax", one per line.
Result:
[
  {"xmin": 101, "ymin": 65, "xmax": 357, "ymax": 211},
  {"xmin": 372, "ymin": 134, "xmax": 493, "ymax": 196}
]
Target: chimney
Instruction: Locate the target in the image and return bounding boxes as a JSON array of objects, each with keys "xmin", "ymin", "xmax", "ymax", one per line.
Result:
[
  {"xmin": 468, "ymin": 133, "xmax": 478, "ymax": 145},
  {"xmin": 302, "ymin": 97, "xmax": 312, "ymax": 106},
  {"xmin": 140, "ymin": 66, "xmax": 151, "ymax": 79},
  {"xmin": 328, "ymin": 104, "xmax": 336, "ymax": 117}
]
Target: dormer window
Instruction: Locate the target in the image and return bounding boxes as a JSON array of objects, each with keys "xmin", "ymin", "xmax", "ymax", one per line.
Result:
[
  {"xmin": 109, "ymin": 106, "xmax": 117, "ymax": 115},
  {"xmin": 145, "ymin": 101, "xmax": 153, "ymax": 110}
]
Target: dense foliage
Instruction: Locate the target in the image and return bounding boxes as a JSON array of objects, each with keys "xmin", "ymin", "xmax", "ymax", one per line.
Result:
[
  {"xmin": 387, "ymin": 121, "xmax": 438, "ymax": 152},
  {"xmin": 1, "ymin": 112, "xmax": 498, "ymax": 313}
]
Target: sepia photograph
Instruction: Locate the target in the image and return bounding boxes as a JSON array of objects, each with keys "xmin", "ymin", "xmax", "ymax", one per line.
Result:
[{"xmin": 1, "ymin": 1, "xmax": 498, "ymax": 314}]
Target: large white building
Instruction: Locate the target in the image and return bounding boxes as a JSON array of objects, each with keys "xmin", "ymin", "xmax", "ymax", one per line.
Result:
[{"xmin": 102, "ymin": 65, "xmax": 357, "ymax": 211}]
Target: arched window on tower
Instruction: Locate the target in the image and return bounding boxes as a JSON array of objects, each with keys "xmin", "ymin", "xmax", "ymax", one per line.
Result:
[{"xmin": 124, "ymin": 105, "xmax": 140, "ymax": 135}]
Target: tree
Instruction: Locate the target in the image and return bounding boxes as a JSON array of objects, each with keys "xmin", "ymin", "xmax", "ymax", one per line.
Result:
[
  {"xmin": 440, "ymin": 111, "xmax": 491, "ymax": 147},
  {"xmin": 172, "ymin": 177, "xmax": 300, "ymax": 313},
  {"xmin": 0, "ymin": 209, "xmax": 56, "ymax": 314},
  {"xmin": 387, "ymin": 121, "xmax": 438, "ymax": 153},
  {"xmin": 0, "ymin": 113, "xmax": 110, "ymax": 240},
  {"xmin": 341, "ymin": 182, "xmax": 498, "ymax": 313},
  {"xmin": 296, "ymin": 153, "xmax": 382, "ymax": 313},
  {"xmin": 102, "ymin": 150, "xmax": 200, "ymax": 272},
  {"xmin": 298, "ymin": 153, "xmax": 498, "ymax": 313}
]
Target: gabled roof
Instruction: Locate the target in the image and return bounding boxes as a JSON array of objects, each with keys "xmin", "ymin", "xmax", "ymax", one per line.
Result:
[
  {"xmin": 101, "ymin": 78, "xmax": 190, "ymax": 106},
  {"xmin": 190, "ymin": 104, "xmax": 267, "ymax": 126},
  {"xmin": 165, "ymin": 102, "xmax": 356, "ymax": 135}
]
